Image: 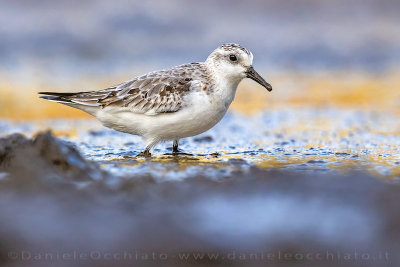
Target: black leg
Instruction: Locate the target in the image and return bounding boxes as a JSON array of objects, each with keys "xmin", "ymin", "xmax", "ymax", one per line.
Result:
[{"xmin": 173, "ymin": 140, "xmax": 179, "ymax": 153}]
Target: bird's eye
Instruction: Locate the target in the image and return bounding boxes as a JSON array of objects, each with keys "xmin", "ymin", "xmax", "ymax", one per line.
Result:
[{"xmin": 229, "ymin": 54, "xmax": 237, "ymax": 62}]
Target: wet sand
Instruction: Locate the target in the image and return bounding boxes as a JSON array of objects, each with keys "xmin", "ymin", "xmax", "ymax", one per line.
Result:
[
  {"xmin": 1, "ymin": 72, "xmax": 399, "ymax": 267},
  {"xmin": 0, "ymin": 130, "xmax": 399, "ymax": 266},
  {"xmin": 1, "ymin": 106, "xmax": 400, "ymax": 179}
]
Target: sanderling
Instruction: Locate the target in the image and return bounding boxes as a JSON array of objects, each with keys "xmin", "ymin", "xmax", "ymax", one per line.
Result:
[{"xmin": 40, "ymin": 43, "xmax": 272, "ymax": 157}]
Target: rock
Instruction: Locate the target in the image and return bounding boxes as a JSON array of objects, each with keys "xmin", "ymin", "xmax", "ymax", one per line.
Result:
[{"xmin": 0, "ymin": 131, "xmax": 106, "ymax": 185}]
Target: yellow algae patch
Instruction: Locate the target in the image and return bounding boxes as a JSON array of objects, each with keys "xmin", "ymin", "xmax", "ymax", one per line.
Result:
[
  {"xmin": 255, "ymin": 156, "xmax": 305, "ymax": 169},
  {"xmin": 255, "ymin": 151, "xmax": 400, "ymax": 179},
  {"xmin": 100, "ymin": 152, "xmax": 254, "ymax": 173},
  {"xmin": 0, "ymin": 83, "xmax": 91, "ymax": 119},
  {"xmin": 51, "ymin": 129, "xmax": 79, "ymax": 138},
  {"xmin": 359, "ymin": 154, "xmax": 400, "ymax": 179},
  {"xmin": 98, "ymin": 149, "xmax": 400, "ymax": 179},
  {"xmin": 0, "ymin": 73, "xmax": 131, "ymax": 119},
  {"xmin": 101, "ymin": 154, "xmax": 233, "ymax": 173},
  {"xmin": 141, "ymin": 154, "xmax": 229, "ymax": 165},
  {"xmin": 255, "ymin": 154, "xmax": 328, "ymax": 169},
  {"xmin": 231, "ymin": 70, "xmax": 400, "ymax": 114},
  {"xmin": 231, "ymin": 80, "xmax": 272, "ymax": 115},
  {"xmin": 1, "ymin": 70, "xmax": 399, "ymax": 119}
]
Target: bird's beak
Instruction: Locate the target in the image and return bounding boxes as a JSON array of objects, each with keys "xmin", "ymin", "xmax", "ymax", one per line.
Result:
[{"xmin": 246, "ymin": 66, "xmax": 272, "ymax": 91}]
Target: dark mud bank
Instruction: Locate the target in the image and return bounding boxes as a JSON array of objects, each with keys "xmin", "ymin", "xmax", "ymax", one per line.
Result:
[
  {"xmin": 0, "ymin": 132, "xmax": 399, "ymax": 267},
  {"xmin": 0, "ymin": 131, "xmax": 105, "ymax": 184}
]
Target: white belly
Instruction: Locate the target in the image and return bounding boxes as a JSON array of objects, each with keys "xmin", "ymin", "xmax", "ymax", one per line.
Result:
[{"xmin": 95, "ymin": 90, "xmax": 232, "ymax": 142}]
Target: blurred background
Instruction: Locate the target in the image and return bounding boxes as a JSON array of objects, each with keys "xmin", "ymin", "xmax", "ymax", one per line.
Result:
[
  {"xmin": 0, "ymin": 0, "xmax": 399, "ymax": 118},
  {"xmin": 1, "ymin": 1, "xmax": 400, "ymax": 266}
]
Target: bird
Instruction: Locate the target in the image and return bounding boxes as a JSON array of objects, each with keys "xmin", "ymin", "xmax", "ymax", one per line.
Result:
[{"xmin": 39, "ymin": 43, "xmax": 272, "ymax": 157}]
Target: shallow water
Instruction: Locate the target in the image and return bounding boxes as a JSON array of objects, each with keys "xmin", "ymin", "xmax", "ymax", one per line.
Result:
[
  {"xmin": 1, "ymin": 108, "xmax": 400, "ymax": 266},
  {"xmin": 1, "ymin": 107, "xmax": 399, "ymax": 180}
]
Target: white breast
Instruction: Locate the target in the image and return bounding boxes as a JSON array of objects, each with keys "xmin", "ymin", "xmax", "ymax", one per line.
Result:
[{"xmin": 95, "ymin": 82, "xmax": 238, "ymax": 142}]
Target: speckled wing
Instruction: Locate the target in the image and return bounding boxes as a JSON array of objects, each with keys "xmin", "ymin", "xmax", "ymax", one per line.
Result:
[{"xmin": 48, "ymin": 63, "xmax": 209, "ymax": 115}]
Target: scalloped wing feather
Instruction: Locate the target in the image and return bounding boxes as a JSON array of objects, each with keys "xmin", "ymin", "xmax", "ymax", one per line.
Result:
[{"xmin": 59, "ymin": 63, "xmax": 209, "ymax": 115}]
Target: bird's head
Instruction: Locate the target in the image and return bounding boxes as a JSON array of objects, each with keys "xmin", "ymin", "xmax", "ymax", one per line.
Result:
[{"xmin": 205, "ymin": 43, "xmax": 272, "ymax": 91}]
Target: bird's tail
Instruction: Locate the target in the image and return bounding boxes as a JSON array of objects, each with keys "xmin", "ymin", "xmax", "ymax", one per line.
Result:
[
  {"xmin": 38, "ymin": 91, "xmax": 103, "ymax": 117},
  {"xmin": 38, "ymin": 92, "xmax": 77, "ymax": 104}
]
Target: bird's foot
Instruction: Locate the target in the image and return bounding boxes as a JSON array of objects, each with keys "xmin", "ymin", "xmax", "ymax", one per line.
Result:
[
  {"xmin": 136, "ymin": 150, "xmax": 152, "ymax": 158},
  {"xmin": 172, "ymin": 146, "xmax": 180, "ymax": 155}
]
